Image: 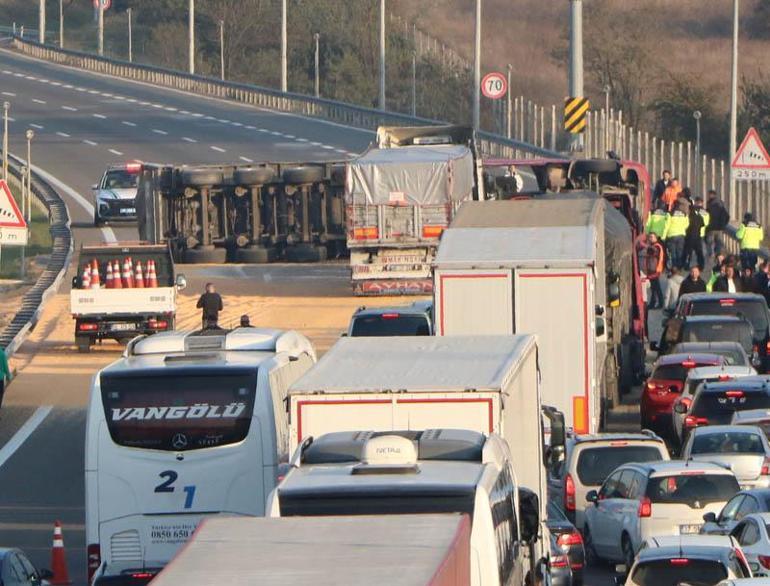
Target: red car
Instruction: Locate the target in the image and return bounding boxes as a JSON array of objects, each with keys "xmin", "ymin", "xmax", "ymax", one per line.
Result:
[{"xmin": 641, "ymin": 353, "xmax": 725, "ymax": 434}]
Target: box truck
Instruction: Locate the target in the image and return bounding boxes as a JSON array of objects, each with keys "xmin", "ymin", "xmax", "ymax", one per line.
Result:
[{"xmin": 433, "ymin": 196, "xmax": 643, "ymax": 435}]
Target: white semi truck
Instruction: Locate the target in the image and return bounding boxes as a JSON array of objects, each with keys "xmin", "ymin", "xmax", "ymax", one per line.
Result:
[{"xmin": 433, "ymin": 196, "xmax": 642, "ymax": 435}]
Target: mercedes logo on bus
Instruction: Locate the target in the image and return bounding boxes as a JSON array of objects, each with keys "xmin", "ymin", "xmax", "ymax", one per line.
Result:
[{"xmin": 172, "ymin": 433, "xmax": 188, "ymax": 450}]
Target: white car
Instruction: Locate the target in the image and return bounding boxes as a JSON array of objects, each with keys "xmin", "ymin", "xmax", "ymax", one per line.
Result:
[
  {"xmin": 682, "ymin": 426, "xmax": 770, "ymax": 490},
  {"xmin": 619, "ymin": 535, "xmax": 751, "ymax": 586},
  {"xmin": 584, "ymin": 460, "xmax": 740, "ymax": 568},
  {"xmin": 672, "ymin": 366, "xmax": 758, "ymax": 450},
  {"xmin": 92, "ymin": 163, "xmax": 141, "ymax": 225},
  {"xmin": 734, "ymin": 411, "xmax": 770, "ymax": 440},
  {"xmin": 731, "ymin": 513, "xmax": 770, "ymax": 577},
  {"xmin": 718, "ymin": 580, "xmax": 770, "ymax": 585}
]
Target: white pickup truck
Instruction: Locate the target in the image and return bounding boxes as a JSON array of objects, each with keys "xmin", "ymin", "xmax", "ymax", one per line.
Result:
[{"xmin": 70, "ymin": 243, "xmax": 186, "ymax": 352}]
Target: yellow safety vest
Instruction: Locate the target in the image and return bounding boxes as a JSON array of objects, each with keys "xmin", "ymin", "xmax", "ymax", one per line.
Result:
[
  {"xmin": 737, "ymin": 222, "xmax": 764, "ymax": 250},
  {"xmin": 665, "ymin": 211, "xmax": 689, "ymax": 239},
  {"xmin": 698, "ymin": 209, "xmax": 710, "ymax": 238},
  {"xmin": 645, "ymin": 211, "xmax": 669, "ymax": 239}
]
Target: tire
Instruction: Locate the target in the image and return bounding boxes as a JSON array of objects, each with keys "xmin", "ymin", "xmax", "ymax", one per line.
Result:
[
  {"xmin": 583, "ymin": 525, "xmax": 599, "ymax": 567},
  {"xmin": 282, "ymin": 165, "xmax": 325, "ymax": 185},
  {"xmin": 621, "ymin": 534, "xmax": 635, "ymax": 570},
  {"xmin": 574, "ymin": 159, "xmax": 620, "ymax": 175},
  {"xmin": 234, "ymin": 166, "xmax": 275, "ymax": 186},
  {"xmin": 181, "ymin": 168, "xmax": 224, "ymax": 187},
  {"xmin": 76, "ymin": 336, "xmax": 91, "ymax": 353},
  {"xmin": 235, "ymin": 246, "xmax": 276, "ymax": 264},
  {"xmin": 183, "ymin": 246, "xmax": 227, "ymax": 264}
]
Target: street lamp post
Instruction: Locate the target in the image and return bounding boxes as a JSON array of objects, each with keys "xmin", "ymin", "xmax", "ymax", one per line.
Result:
[
  {"xmin": 2, "ymin": 102, "xmax": 9, "ymax": 182},
  {"xmin": 22, "ymin": 129, "xmax": 34, "ymax": 280},
  {"xmin": 188, "ymin": 0, "xmax": 195, "ymax": 75},
  {"xmin": 314, "ymin": 33, "xmax": 320, "ymax": 98},
  {"xmin": 59, "ymin": 0, "xmax": 63, "ymax": 48},
  {"xmin": 603, "ymin": 84, "xmax": 611, "ymax": 155},
  {"xmin": 472, "ymin": 0, "xmax": 481, "ymax": 129},
  {"xmin": 568, "ymin": 0, "xmax": 585, "ymax": 152},
  {"xmin": 97, "ymin": 2, "xmax": 104, "ymax": 56},
  {"xmin": 694, "ymin": 110, "xmax": 702, "ymax": 196},
  {"xmin": 506, "ymin": 64, "xmax": 512, "ymax": 138},
  {"xmin": 127, "ymin": 8, "xmax": 133, "ymax": 62},
  {"xmin": 728, "ymin": 0, "xmax": 740, "ymax": 217},
  {"xmin": 379, "ymin": 0, "xmax": 386, "ymax": 110},
  {"xmin": 219, "ymin": 20, "xmax": 225, "ymax": 81},
  {"xmin": 39, "ymin": 0, "xmax": 46, "ymax": 44},
  {"xmin": 411, "ymin": 51, "xmax": 417, "ymax": 117},
  {"xmin": 281, "ymin": 0, "xmax": 287, "ymax": 92}
]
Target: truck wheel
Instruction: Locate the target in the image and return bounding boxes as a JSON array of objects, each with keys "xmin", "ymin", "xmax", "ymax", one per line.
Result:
[
  {"xmin": 181, "ymin": 168, "xmax": 224, "ymax": 187},
  {"xmin": 573, "ymin": 159, "xmax": 619, "ymax": 175},
  {"xmin": 76, "ymin": 336, "xmax": 91, "ymax": 353},
  {"xmin": 282, "ymin": 165, "xmax": 325, "ymax": 185},
  {"xmin": 183, "ymin": 246, "xmax": 227, "ymax": 264},
  {"xmin": 234, "ymin": 166, "xmax": 275, "ymax": 186}
]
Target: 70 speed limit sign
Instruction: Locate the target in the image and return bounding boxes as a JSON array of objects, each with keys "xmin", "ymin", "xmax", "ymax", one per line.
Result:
[{"xmin": 481, "ymin": 72, "xmax": 508, "ymax": 100}]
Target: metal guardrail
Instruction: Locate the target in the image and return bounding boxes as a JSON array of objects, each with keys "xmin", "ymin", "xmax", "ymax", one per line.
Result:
[
  {"xmin": 9, "ymin": 35, "xmax": 560, "ymax": 161},
  {"xmin": 0, "ymin": 155, "xmax": 72, "ymax": 355}
]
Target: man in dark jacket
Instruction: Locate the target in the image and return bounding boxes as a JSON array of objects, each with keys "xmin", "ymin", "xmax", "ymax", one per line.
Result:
[
  {"xmin": 713, "ymin": 264, "xmax": 743, "ymax": 293},
  {"xmin": 653, "ymin": 170, "xmax": 671, "ymax": 208},
  {"xmin": 679, "ymin": 265, "xmax": 707, "ymax": 298},
  {"xmin": 706, "ymin": 190, "xmax": 730, "ymax": 257},
  {"xmin": 683, "ymin": 202, "xmax": 705, "ymax": 270},
  {"xmin": 196, "ymin": 282, "xmax": 224, "ymax": 329}
]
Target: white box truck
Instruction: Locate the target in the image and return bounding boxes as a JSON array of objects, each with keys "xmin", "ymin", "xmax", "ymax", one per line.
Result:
[{"xmin": 433, "ymin": 197, "xmax": 642, "ymax": 435}]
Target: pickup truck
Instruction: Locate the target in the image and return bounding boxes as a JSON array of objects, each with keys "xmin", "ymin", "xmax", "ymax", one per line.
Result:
[{"xmin": 70, "ymin": 243, "xmax": 186, "ymax": 352}]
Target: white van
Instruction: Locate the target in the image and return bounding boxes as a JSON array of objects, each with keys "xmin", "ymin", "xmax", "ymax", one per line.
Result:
[
  {"xmin": 267, "ymin": 430, "xmax": 542, "ymax": 586},
  {"xmin": 85, "ymin": 328, "xmax": 316, "ymax": 583}
]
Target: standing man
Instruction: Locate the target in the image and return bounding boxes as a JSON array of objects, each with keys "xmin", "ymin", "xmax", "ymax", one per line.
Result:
[
  {"xmin": 714, "ymin": 264, "xmax": 743, "ymax": 293},
  {"xmin": 664, "ymin": 204, "xmax": 689, "ymax": 270},
  {"xmin": 683, "ymin": 198, "xmax": 705, "ymax": 270},
  {"xmin": 196, "ymin": 282, "xmax": 224, "ymax": 329},
  {"xmin": 737, "ymin": 212, "xmax": 764, "ymax": 270},
  {"xmin": 705, "ymin": 190, "xmax": 729, "ymax": 257},
  {"xmin": 644, "ymin": 233, "xmax": 666, "ymax": 309},
  {"xmin": 679, "ymin": 265, "xmax": 707, "ymax": 298},
  {"xmin": 645, "ymin": 204, "xmax": 670, "ymax": 240},
  {"xmin": 653, "ymin": 169, "xmax": 671, "ymax": 209},
  {"xmin": 662, "ymin": 177, "xmax": 681, "ymax": 211}
]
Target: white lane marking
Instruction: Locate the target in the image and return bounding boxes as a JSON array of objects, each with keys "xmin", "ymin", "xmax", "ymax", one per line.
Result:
[
  {"xmin": 295, "ymin": 137, "xmax": 309, "ymax": 142},
  {"xmin": 245, "ymin": 125, "xmax": 256, "ymax": 130},
  {"xmin": 61, "ymin": 105, "xmax": 77, "ymax": 111},
  {"xmin": 32, "ymin": 99, "xmax": 46, "ymax": 104},
  {"xmin": 56, "ymin": 131, "xmax": 70, "ymax": 138},
  {"xmin": 203, "ymin": 115, "xmax": 215, "ymax": 120},
  {"xmin": 210, "ymin": 146, "xmax": 226, "ymax": 153},
  {"xmin": 179, "ymin": 110, "xmax": 190, "ymax": 115},
  {"xmin": 151, "ymin": 104, "xmax": 164, "ymax": 109},
  {"xmin": 1, "ymin": 70, "xmax": 11, "ymax": 74},
  {"xmin": 12, "ymin": 73, "xmax": 23, "ymax": 77},
  {"xmin": 139, "ymin": 101, "xmax": 150, "ymax": 106},
  {"xmin": 108, "ymin": 149, "xmax": 124, "ymax": 156},
  {"xmin": 1, "ymin": 91, "xmax": 15, "ymax": 97},
  {"xmin": 310, "ymin": 141, "xmax": 323, "ymax": 146},
  {"xmin": 334, "ymin": 149, "xmax": 348, "ymax": 154},
  {"xmin": 152, "ymin": 129, "xmax": 168, "ymax": 135},
  {"xmin": 92, "ymin": 114, "xmax": 107, "ymax": 119},
  {"xmin": 121, "ymin": 121, "xmax": 137, "ymax": 127},
  {"xmin": 0, "ymin": 406, "xmax": 53, "ymax": 470},
  {"xmin": 231, "ymin": 122, "xmax": 243, "ymax": 127},
  {"xmin": 101, "ymin": 93, "xmax": 113, "ymax": 98},
  {"xmin": 217, "ymin": 119, "xmax": 230, "ymax": 124},
  {"xmin": 63, "ymin": 84, "xmax": 73, "ymax": 89},
  {"xmin": 191, "ymin": 113, "xmax": 204, "ymax": 118},
  {"xmin": 114, "ymin": 96, "xmax": 126, "ymax": 101},
  {"xmin": 88, "ymin": 89, "xmax": 99, "ymax": 94},
  {"xmin": 270, "ymin": 131, "xmax": 282, "ymax": 136},
  {"xmin": 239, "ymin": 156, "xmax": 254, "ymax": 163},
  {"xmin": 181, "ymin": 137, "xmax": 197, "ymax": 143},
  {"xmin": 24, "ymin": 75, "xmax": 36, "ymax": 80},
  {"xmin": 257, "ymin": 128, "xmax": 269, "ymax": 133},
  {"xmin": 321, "ymin": 145, "xmax": 335, "ymax": 150},
  {"xmin": 29, "ymin": 124, "xmax": 44, "ymax": 130},
  {"xmin": 75, "ymin": 87, "xmax": 86, "ymax": 92},
  {"xmin": 164, "ymin": 107, "xmax": 178, "ymax": 112},
  {"xmin": 39, "ymin": 79, "xmax": 49, "ymax": 84},
  {"xmin": 49, "ymin": 81, "xmax": 61, "ymax": 85},
  {"xmin": 125, "ymin": 98, "xmax": 137, "ymax": 103},
  {"xmin": 83, "ymin": 140, "xmax": 98, "ymax": 146}
]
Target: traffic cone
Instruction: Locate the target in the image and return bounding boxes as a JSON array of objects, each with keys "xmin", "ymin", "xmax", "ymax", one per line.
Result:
[
  {"xmin": 147, "ymin": 260, "xmax": 158, "ymax": 288},
  {"xmin": 81, "ymin": 265, "xmax": 91, "ymax": 290},
  {"xmin": 122, "ymin": 258, "xmax": 134, "ymax": 288},
  {"xmin": 134, "ymin": 261, "xmax": 145, "ymax": 288},
  {"xmin": 49, "ymin": 521, "xmax": 71, "ymax": 585},
  {"xmin": 112, "ymin": 260, "xmax": 122, "ymax": 289},
  {"xmin": 105, "ymin": 262, "xmax": 114, "ymax": 289},
  {"xmin": 90, "ymin": 260, "xmax": 101, "ymax": 289}
]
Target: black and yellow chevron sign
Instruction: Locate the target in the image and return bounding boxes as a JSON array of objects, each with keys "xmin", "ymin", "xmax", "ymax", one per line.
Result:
[{"xmin": 564, "ymin": 96, "xmax": 589, "ymax": 134}]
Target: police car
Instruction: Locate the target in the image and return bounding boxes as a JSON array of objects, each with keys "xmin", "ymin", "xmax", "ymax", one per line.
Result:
[{"xmin": 92, "ymin": 163, "xmax": 142, "ymax": 225}]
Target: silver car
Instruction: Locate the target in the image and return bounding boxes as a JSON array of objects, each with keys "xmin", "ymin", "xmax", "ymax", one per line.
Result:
[
  {"xmin": 682, "ymin": 425, "xmax": 770, "ymax": 490},
  {"xmin": 92, "ymin": 163, "xmax": 142, "ymax": 225}
]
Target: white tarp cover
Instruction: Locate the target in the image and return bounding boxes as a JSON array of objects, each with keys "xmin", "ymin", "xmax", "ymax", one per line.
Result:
[{"xmin": 346, "ymin": 144, "xmax": 474, "ymax": 206}]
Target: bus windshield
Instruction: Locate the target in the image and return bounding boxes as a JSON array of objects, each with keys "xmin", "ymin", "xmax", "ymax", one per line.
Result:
[{"xmin": 100, "ymin": 372, "xmax": 257, "ymax": 451}]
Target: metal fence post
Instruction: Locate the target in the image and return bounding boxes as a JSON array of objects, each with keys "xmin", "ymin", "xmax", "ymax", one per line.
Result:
[{"xmin": 551, "ymin": 104, "xmax": 556, "ymax": 152}]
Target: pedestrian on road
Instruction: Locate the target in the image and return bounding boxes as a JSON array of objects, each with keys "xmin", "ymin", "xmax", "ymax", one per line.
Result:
[
  {"xmin": 714, "ymin": 264, "xmax": 743, "ymax": 293},
  {"xmin": 0, "ymin": 345, "xmax": 12, "ymax": 404},
  {"xmin": 664, "ymin": 268, "xmax": 684, "ymax": 310},
  {"xmin": 664, "ymin": 204, "xmax": 689, "ymax": 270},
  {"xmin": 683, "ymin": 200, "xmax": 705, "ymax": 270},
  {"xmin": 662, "ymin": 177, "xmax": 682, "ymax": 211},
  {"xmin": 196, "ymin": 282, "xmax": 224, "ymax": 329},
  {"xmin": 645, "ymin": 204, "xmax": 670, "ymax": 240},
  {"xmin": 706, "ymin": 190, "xmax": 730, "ymax": 257},
  {"xmin": 644, "ymin": 234, "xmax": 666, "ymax": 309},
  {"xmin": 737, "ymin": 212, "xmax": 764, "ymax": 271},
  {"xmin": 653, "ymin": 169, "xmax": 671, "ymax": 208},
  {"xmin": 742, "ymin": 267, "xmax": 759, "ymax": 294},
  {"xmin": 679, "ymin": 266, "xmax": 707, "ymax": 298}
]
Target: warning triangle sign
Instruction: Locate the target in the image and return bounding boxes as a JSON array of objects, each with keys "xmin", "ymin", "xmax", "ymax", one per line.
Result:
[
  {"xmin": 0, "ymin": 180, "xmax": 26, "ymax": 229},
  {"xmin": 732, "ymin": 127, "xmax": 770, "ymax": 169}
]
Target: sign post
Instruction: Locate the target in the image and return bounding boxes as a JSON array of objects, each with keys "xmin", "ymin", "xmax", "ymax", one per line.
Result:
[
  {"xmin": 481, "ymin": 72, "xmax": 508, "ymax": 100},
  {"xmin": 731, "ymin": 127, "xmax": 770, "ymax": 181},
  {"xmin": 0, "ymin": 179, "xmax": 29, "ymax": 277}
]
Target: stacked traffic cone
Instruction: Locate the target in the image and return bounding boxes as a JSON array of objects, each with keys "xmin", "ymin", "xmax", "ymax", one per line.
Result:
[
  {"xmin": 90, "ymin": 260, "xmax": 100, "ymax": 289},
  {"xmin": 147, "ymin": 260, "xmax": 158, "ymax": 288},
  {"xmin": 81, "ymin": 265, "xmax": 91, "ymax": 290},
  {"xmin": 122, "ymin": 258, "xmax": 134, "ymax": 288},
  {"xmin": 134, "ymin": 261, "xmax": 145, "ymax": 288},
  {"xmin": 105, "ymin": 262, "xmax": 114, "ymax": 289},
  {"xmin": 49, "ymin": 521, "xmax": 71, "ymax": 585},
  {"xmin": 112, "ymin": 261, "xmax": 122, "ymax": 289}
]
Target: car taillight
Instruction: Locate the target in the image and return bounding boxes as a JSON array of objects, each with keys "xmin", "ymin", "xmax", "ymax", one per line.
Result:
[
  {"xmin": 148, "ymin": 319, "xmax": 168, "ymax": 330},
  {"xmin": 638, "ymin": 496, "xmax": 652, "ymax": 518},
  {"xmin": 78, "ymin": 323, "xmax": 98, "ymax": 332},
  {"xmin": 766, "ymin": 340, "xmax": 770, "ymax": 353},
  {"xmin": 87, "ymin": 543, "xmax": 101, "ymax": 582},
  {"xmin": 762, "ymin": 457, "xmax": 770, "ymax": 476},
  {"xmin": 557, "ymin": 531, "xmax": 583, "ymax": 548},
  {"xmin": 564, "ymin": 473, "xmax": 576, "ymax": 512},
  {"xmin": 684, "ymin": 415, "xmax": 708, "ymax": 429},
  {"xmin": 670, "ymin": 558, "xmax": 690, "ymax": 565},
  {"xmin": 551, "ymin": 553, "xmax": 569, "ymax": 568},
  {"xmin": 125, "ymin": 163, "xmax": 142, "ymax": 173},
  {"xmin": 131, "ymin": 573, "xmax": 154, "ymax": 579},
  {"xmin": 718, "ymin": 375, "xmax": 732, "ymax": 381},
  {"xmin": 725, "ymin": 390, "xmax": 745, "ymax": 398},
  {"xmin": 381, "ymin": 313, "xmax": 400, "ymax": 320},
  {"xmin": 759, "ymin": 555, "xmax": 770, "ymax": 570},
  {"xmin": 682, "ymin": 360, "xmax": 696, "ymax": 367}
]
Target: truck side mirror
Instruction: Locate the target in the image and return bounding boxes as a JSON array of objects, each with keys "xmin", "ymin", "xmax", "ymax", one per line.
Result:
[
  {"xmin": 175, "ymin": 274, "xmax": 187, "ymax": 290},
  {"xmin": 71, "ymin": 276, "xmax": 78, "ymax": 288},
  {"xmin": 586, "ymin": 489, "xmax": 599, "ymax": 503},
  {"xmin": 596, "ymin": 317, "xmax": 606, "ymax": 338},
  {"xmin": 703, "ymin": 512, "xmax": 717, "ymax": 523},
  {"xmin": 517, "ymin": 487, "xmax": 539, "ymax": 544}
]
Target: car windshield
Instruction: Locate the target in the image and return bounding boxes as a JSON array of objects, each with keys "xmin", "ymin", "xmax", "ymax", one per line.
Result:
[
  {"xmin": 630, "ymin": 559, "xmax": 727, "ymax": 586},
  {"xmin": 279, "ymin": 493, "xmax": 476, "ymax": 517},
  {"xmin": 576, "ymin": 445, "xmax": 664, "ymax": 486},
  {"xmin": 646, "ymin": 473, "xmax": 740, "ymax": 505},
  {"xmin": 102, "ymin": 170, "xmax": 139, "ymax": 189},
  {"xmin": 690, "ymin": 431, "xmax": 765, "ymax": 455},
  {"xmin": 682, "ymin": 322, "xmax": 753, "ymax": 352},
  {"xmin": 692, "ymin": 391, "xmax": 770, "ymax": 424},
  {"xmin": 652, "ymin": 363, "xmax": 715, "ymax": 381},
  {"xmin": 688, "ymin": 299, "xmax": 769, "ymax": 338},
  {"xmin": 350, "ymin": 315, "xmax": 430, "ymax": 336}
]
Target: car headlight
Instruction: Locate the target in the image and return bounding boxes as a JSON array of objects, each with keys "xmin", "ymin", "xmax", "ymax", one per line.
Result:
[{"xmin": 96, "ymin": 190, "xmax": 119, "ymax": 201}]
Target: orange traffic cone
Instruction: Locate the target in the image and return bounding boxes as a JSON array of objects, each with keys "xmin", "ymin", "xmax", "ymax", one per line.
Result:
[
  {"xmin": 105, "ymin": 262, "xmax": 114, "ymax": 289},
  {"xmin": 112, "ymin": 261, "xmax": 122, "ymax": 289},
  {"xmin": 49, "ymin": 521, "xmax": 71, "ymax": 585},
  {"xmin": 134, "ymin": 261, "xmax": 145, "ymax": 288},
  {"xmin": 122, "ymin": 258, "xmax": 134, "ymax": 288},
  {"xmin": 147, "ymin": 260, "xmax": 158, "ymax": 288},
  {"xmin": 81, "ymin": 265, "xmax": 91, "ymax": 290},
  {"xmin": 90, "ymin": 259, "xmax": 100, "ymax": 289}
]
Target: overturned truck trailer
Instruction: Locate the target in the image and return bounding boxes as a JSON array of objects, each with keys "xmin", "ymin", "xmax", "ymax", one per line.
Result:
[{"xmin": 136, "ymin": 162, "xmax": 347, "ymax": 264}]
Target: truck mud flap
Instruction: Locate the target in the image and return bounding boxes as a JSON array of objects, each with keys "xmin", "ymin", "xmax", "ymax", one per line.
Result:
[{"xmin": 353, "ymin": 279, "xmax": 433, "ymax": 296}]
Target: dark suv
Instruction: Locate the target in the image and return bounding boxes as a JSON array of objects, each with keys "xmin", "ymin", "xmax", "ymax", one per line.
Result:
[
  {"xmin": 672, "ymin": 293, "xmax": 770, "ymax": 372},
  {"xmin": 347, "ymin": 300, "xmax": 433, "ymax": 336},
  {"xmin": 657, "ymin": 314, "xmax": 757, "ymax": 366}
]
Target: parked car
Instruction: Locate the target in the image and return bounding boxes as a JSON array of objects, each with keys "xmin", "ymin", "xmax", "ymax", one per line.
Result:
[
  {"xmin": 657, "ymin": 315, "xmax": 757, "ymax": 368},
  {"xmin": 672, "ymin": 341, "xmax": 752, "ymax": 368},
  {"xmin": 346, "ymin": 300, "xmax": 433, "ymax": 336},
  {"xmin": 681, "ymin": 425, "xmax": 770, "ymax": 490},
  {"xmin": 584, "ymin": 461, "xmax": 740, "ymax": 568},
  {"xmin": 547, "ymin": 432, "xmax": 669, "ymax": 529},
  {"xmin": 731, "ymin": 513, "xmax": 770, "ymax": 577},
  {"xmin": 672, "ymin": 293, "xmax": 770, "ymax": 373},
  {"xmin": 702, "ymin": 489, "xmax": 770, "ymax": 536},
  {"xmin": 547, "ymin": 501, "xmax": 585, "ymax": 586},
  {"xmin": 734, "ymin": 411, "xmax": 770, "ymax": 440},
  {"xmin": 642, "ymin": 353, "xmax": 725, "ymax": 435},
  {"xmin": 617, "ymin": 534, "xmax": 751, "ymax": 586},
  {"xmin": 0, "ymin": 547, "xmax": 52, "ymax": 586}
]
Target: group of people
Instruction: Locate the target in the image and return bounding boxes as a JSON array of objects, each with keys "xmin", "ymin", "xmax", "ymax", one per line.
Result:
[{"xmin": 642, "ymin": 169, "xmax": 765, "ymax": 310}]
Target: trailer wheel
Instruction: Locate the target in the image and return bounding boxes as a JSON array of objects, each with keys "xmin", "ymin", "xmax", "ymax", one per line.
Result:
[
  {"xmin": 76, "ymin": 336, "xmax": 92, "ymax": 353},
  {"xmin": 282, "ymin": 165, "xmax": 325, "ymax": 185},
  {"xmin": 181, "ymin": 168, "xmax": 224, "ymax": 187},
  {"xmin": 183, "ymin": 246, "xmax": 227, "ymax": 264},
  {"xmin": 234, "ymin": 166, "xmax": 275, "ymax": 186},
  {"xmin": 573, "ymin": 159, "xmax": 619, "ymax": 175}
]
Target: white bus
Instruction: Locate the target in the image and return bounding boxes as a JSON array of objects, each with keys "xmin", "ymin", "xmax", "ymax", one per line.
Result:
[{"xmin": 85, "ymin": 328, "xmax": 316, "ymax": 583}]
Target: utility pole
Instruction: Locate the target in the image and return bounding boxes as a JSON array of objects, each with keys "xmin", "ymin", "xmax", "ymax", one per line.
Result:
[
  {"xmin": 694, "ymin": 110, "xmax": 702, "ymax": 197},
  {"xmin": 314, "ymin": 33, "xmax": 320, "ymax": 98},
  {"xmin": 379, "ymin": 0, "xmax": 386, "ymax": 110},
  {"xmin": 59, "ymin": 0, "xmax": 64, "ymax": 48},
  {"xmin": 411, "ymin": 51, "xmax": 417, "ymax": 117},
  {"xmin": 2, "ymin": 102, "xmax": 9, "ymax": 182},
  {"xmin": 188, "ymin": 0, "xmax": 195, "ymax": 75},
  {"xmin": 39, "ymin": 0, "xmax": 45, "ymax": 44},
  {"xmin": 219, "ymin": 20, "xmax": 225, "ymax": 81},
  {"xmin": 127, "ymin": 8, "xmax": 133, "ymax": 62},
  {"xmin": 281, "ymin": 0, "xmax": 287, "ymax": 92},
  {"xmin": 97, "ymin": 2, "xmax": 104, "ymax": 56},
  {"xmin": 473, "ymin": 0, "xmax": 481, "ymax": 129},
  {"xmin": 729, "ymin": 0, "xmax": 739, "ymax": 217},
  {"xmin": 568, "ymin": 0, "xmax": 584, "ymax": 151},
  {"xmin": 603, "ymin": 84, "xmax": 611, "ymax": 155},
  {"xmin": 506, "ymin": 64, "xmax": 512, "ymax": 138}
]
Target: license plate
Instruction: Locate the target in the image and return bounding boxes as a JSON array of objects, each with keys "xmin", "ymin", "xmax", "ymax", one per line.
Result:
[
  {"xmin": 110, "ymin": 323, "xmax": 135, "ymax": 331},
  {"xmin": 120, "ymin": 208, "xmax": 136, "ymax": 215},
  {"xmin": 679, "ymin": 523, "xmax": 702, "ymax": 534}
]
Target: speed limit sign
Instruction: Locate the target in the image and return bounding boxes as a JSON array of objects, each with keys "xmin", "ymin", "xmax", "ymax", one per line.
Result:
[{"xmin": 481, "ymin": 72, "xmax": 507, "ymax": 100}]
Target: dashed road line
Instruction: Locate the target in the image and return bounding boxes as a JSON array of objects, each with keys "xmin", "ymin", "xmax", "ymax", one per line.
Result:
[
  {"xmin": 239, "ymin": 156, "xmax": 254, "ymax": 163},
  {"xmin": 164, "ymin": 107, "xmax": 178, "ymax": 112},
  {"xmin": 245, "ymin": 125, "xmax": 256, "ymax": 130},
  {"xmin": 231, "ymin": 122, "xmax": 243, "ymax": 127},
  {"xmin": 92, "ymin": 114, "xmax": 107, "ymax": 119},
  {"xmin": 32, "ymin": 99, "xmax": 46, "ymax": 104},
  {"xmin": 83, "ymin": 140, "xmax": 98, "ymax": 146},
  {"xmin": 181, "ymin": 137, "xmax": 197, "ymax": 143},
  {"xmin": 29, "ymin": 123, "xmax": 44, "ymax": 130},
  {"xmin": 56, "ymin": 131, "xmax": 70, "ymax": 138},
  {"xmin": 1, "ymin": 91, "xmax": 15, "ymax": 97},
  {"xmin": 210, "ymin": 146, "xmax": 226, "ymax": 153},
  {"xmin": 122, "ymin": 121, "xmax": 137, "ymax": 127},
  {"xmin": 61, "ymin": 105, "xmax": 77, "ymax": 111},
  {"xmin": 321, "ymin": 145, "xmax": 335, "ymax": 150},
  {"xmin": 108, "ymin": 149, "xmax": 124, "ymax": 156},
  {"xmin": 296, "ymin": 137, "xmax": 309, "ymax": 142},
  {"xmin": 152, "ymin": 129, "xmax": 168, "ymax": 135},
  {"xmin": 101, "ymin": 93, "xmax": 113, "ymax": 98}
]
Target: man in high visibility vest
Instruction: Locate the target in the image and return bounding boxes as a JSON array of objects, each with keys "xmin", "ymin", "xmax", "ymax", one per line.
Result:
[
  {"xmin": 645, "ymin": 204, "xmax": 670, "ymax": 240},
  {"xmin": 663, "ymin": 205, "xmax": 690, "ymax": 270},
  {"xmin": 737, "ymin": 212, "xmax": 764, "ymax": 270}
]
